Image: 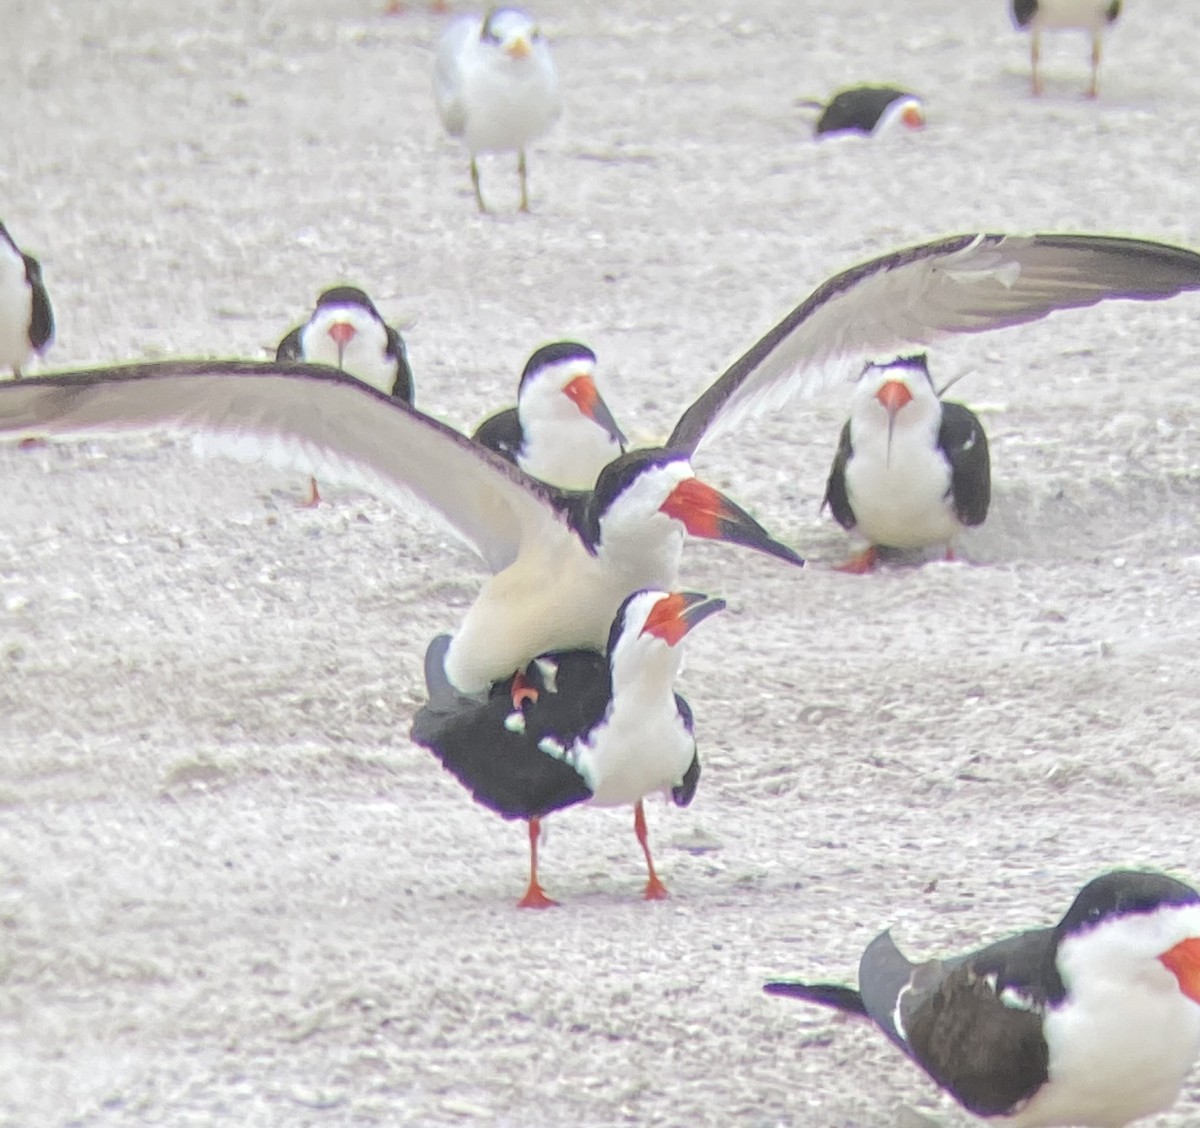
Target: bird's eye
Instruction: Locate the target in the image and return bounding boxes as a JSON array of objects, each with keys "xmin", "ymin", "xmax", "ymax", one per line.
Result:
[{"xmin": 1087, "ymin": 905, "xmax": 1104, "ymax": 921}]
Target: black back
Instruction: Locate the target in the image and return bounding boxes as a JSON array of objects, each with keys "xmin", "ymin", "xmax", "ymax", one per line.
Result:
[
  {"xmin": 385, "ymin": 325, "xmax": 415, "ymax": 404},
  {"xmin": 822, "ymin": 420, "xmax": 856, "ymax": 531},
  {"xmin": 411, "ymin": 647, "xmax": 611, "ymax": 820},
  {"xmin": 20, "ymin": 254, "xmax": 53, "ymax": 352},
  {"xmin": 274, "ymin": 326, "xmax": 303, "ymax": 363},
  {"xmin": 472, "ymin": 406, "xmax": 524, "ymax": 464},
  {"xmin": 896, "ymin": 928, "xmax": 1057, "ymax": 1117},
  {"xmin": 1012, "ymin": 0, "xmax": 1038, "ymax": 28},
  {"xmin": 815, "ymin": 87, "xmax": 913, "ymax": 136},
  {"xmin": 938, "ymin": 401, "xmax": 990, "ymax": 526}
]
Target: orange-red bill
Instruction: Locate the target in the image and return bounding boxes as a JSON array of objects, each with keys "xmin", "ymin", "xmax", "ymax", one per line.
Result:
[
  {"xmin": 641, "ymin": 591, "xmax": 726, "ymax": 647},
  {"xmin": 1160, "ymin": 937, "xmax": 1200, "ymax": 1004},
  {"xmin": 563, "ymin": 374, "xmax": 627, "ymax": 445},
  {"xmin": 875, "ymin": 379, "xmax": 914, "ymax": 415},
  {"xmin": 901, "ymin": 104, "xmax": 926, "ymax": 130},
  {"xmin": 328, "ymin": 321, "xmax": 356, "ymax": 348},
  {"xmin": 659, "ymin": 477, "xmax": 805, "ymax": 567}
]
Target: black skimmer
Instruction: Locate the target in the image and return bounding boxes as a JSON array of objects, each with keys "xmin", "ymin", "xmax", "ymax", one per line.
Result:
[
  {"xmin": 276, "ymin": 286, "xmax": 413, "ymax": 505},
  {"xmin": 433, "ymin": 7, "xmax": 561, "ymax": 213},
  {"xmin": 412, "ymin": 588, "xmax": 723, "ymax": 907},
  {"xmin": 0, "ymin": 220, "xmax": 54, "ymax": 379},
  {"xmin": 0, "ymin": 360, "xmax": 801, "ymax": 697},
  {"xmin": 765, "ymin": 870, "xmax": 1200, "ymax": 1126},
  {"xmin": 3, "ymin": 233, "xmax": 1200, "ymax": 666},
  {"xmin": 800, "ymin": 86, "xmax": 926, "ymax": 138},
  {"xmin": 822, "ymin": 354, "xmax": 990, "ymax": 573},
  {"xmin": 472, "ymin": 341, "xmax": 627, "ymax": 490},
  {"xmin": 1012, "ymin": 0, "xmax": 1122, "ymax": 98}
]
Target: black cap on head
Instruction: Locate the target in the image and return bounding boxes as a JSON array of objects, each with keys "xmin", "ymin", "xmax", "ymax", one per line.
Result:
[
  {"xmin": 315, "ymin": 286, "xmax": 380, "ymax": 317},
  {"xmin": 1058, "ymin": 870, "xmax": 1200, "ymax": 938},
  {"xmin": 518, "ymin": 341, "xmax": 597, "ymax": 393}
]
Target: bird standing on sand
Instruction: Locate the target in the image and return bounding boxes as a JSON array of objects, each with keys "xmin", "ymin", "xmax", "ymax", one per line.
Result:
[
  {"xmin": 433, "ymin": 7, "xmax": 561, "ymax": 213},
  {"xmin": 276, "ymin": 286, "xmax": 413, "ymax": 505},
  {"xmin": 1012, "ymin": 0, "xmax": 1122, "ymax": 98},
  {"xmin": 766, "ymin": 870, "xmax": 1200, "ymax": 1127},
  {"xmin": 413, "ymin": 589, "xmax": 723, "ymax": 908},
  {"xmin": 0, "ymin": 221, "xmax": 53, "ymax": 379},
  {"xmin": 822, "ymin": 355, "xmax": 990, "ymax": 572}
]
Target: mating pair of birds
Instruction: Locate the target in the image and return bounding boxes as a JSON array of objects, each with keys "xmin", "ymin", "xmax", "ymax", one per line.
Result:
[{"xmin": 4, "ymin": 231, "xmax": 1200, "ymax": 912}]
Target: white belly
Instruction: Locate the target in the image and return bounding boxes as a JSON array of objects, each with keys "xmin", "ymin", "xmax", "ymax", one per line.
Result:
[
  {"xmin": 1009, "ymin": 982, "xmax": 1200, "ymax": 1127},
  {"xmin": 459, "ymin": 56, "xmax": 559, "ymax": 154},
  {"xmin": 845, "ymin": 438, "xmax": 958, "ymax": 550},
  {"xmin": 0, "ymin": 249, "xmax": 32, "ymax": 373},
  {"xmin": 519, "ymin": 424, "xmax": 621, "ymax": 491},
  {"xmin": 1030, "ymin": 0, "xmax": 1117, "ymax": 30},
  {"xmin": 444, "ymin": 531, "xmax": 679, "ymax": 694},
  {"xmin": 578, "ymin": 697, "xmax": 694, "ymax": 807}
]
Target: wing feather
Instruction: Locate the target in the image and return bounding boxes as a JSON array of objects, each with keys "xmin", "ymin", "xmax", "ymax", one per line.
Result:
[
  {"xmin": 668, "ymin": 232, "xmax": 1200, "ymax": 454},
  {"xmin": 0, "ymin": 359, "xmax": 569, "ymax": 574}
]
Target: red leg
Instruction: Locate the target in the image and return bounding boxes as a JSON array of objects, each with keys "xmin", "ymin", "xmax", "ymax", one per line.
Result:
[
  {"xmin": 511, "ymin": 668, "xmax": 538, "ymax": 710},
  {"xmin": 634, "ymin": 801, "xmax": 669, "ymax": 901},
  {"xmin": 944, "ymin": 545, "xmax": 957, "ymax": 562},
  {"xmin": 299, "ymin": 477, "xmax": 321, "ymax": 508},
  {"xmin": 517, "ymin": 818, "xmax": 557, "ymax": 909},
  {"xmin": 834, "ymin": 546, "xmax": 878, "ymax": 574}
]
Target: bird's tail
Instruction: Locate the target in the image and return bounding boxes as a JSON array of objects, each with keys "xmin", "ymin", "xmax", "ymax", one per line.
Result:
[{"xmin": 763, "ymin": 980, "xmax": 868, "ymax": 1016}]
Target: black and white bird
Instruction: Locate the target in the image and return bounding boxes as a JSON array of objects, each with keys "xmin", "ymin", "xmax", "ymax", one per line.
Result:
[
  {"xmin": 800, "ymin": 86, "xmax": 926, "ymax": 138},
  {"xmin": 1012, "ymin": 0, "xmax": 1122, "ymax": 98},
  {"xmin": 276, "ymin": 286, "xmax": 413, "ymax": 505},
  {"xmin": 822, "ymin": 354, "xmax": 989, "ymax": 572},
  {"xmin": 472, "ymin": 341, "xmax": 627, "ymax": 490},
  {"xmin": 0, "ymin": 220, "xmax": 54, "ymax": 379},
  {"xmin": 765, "ymin": 870, "xmax": 1200, "ymax": 1127},
  {"xmin": 0, "ymin": 361, "xmax": 800, "ymax": 696},
  {"xmin": 412, "ymin": 588, "xmax": 723, "ymax": 908},
  {"xmin": 433, "ymin": 7, "xmax": 561, "ymax": 213},
  {"xmin": 2, "ymin": 233, "xmax": 1200, "ymax": 664}
]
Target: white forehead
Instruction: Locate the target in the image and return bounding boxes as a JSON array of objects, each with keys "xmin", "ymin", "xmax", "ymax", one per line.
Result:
[
  {"xmin": 487, "ymin": 9, "xmax": 538, "ymax": 40},
  {"xmin": 619, "ymin": 590, "xmax": 667, "ymax": 636},
  {"xmin": 310, "ymin": 302, "xmax": 378, "ymax": 328},
  {"xmin": 525, "ymin": 355, "xmax": 594, "ymax": 395},
  {"xmin": 875, "ymin": 96, "xmax": 924, "ymax": 136},
  {"xmin": 857, "ymin": 358, "xmax": 929, "ymax": 394},
  {"xmin": 615, "ymin": 459, "xmax": 694, "ymax": 511},
  {"xmin": 1061, "ymin": 901, "xmax": 1200, "ymax": 972}
]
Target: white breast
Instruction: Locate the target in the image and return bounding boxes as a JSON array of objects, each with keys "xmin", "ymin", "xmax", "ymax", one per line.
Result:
[
  {"xmin": 0, "ymin": 242, "xmax": 33, "ymax": 373},
  {"xmin": 1028, "ymin": 0, "xmax": 1118, "ymax": 30},
  {"xmin": 845, "ymin": 424, "xmax": 958, "ymax": 550},
  {"xmin": 456, "ymin": 44, "xmax": 560, "ymax": 154}
]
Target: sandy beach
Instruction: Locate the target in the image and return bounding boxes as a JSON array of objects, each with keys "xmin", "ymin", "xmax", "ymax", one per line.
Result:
[{"xmin": 2, "ymin": 0, "xmax": 1200, "ymax": 1124}]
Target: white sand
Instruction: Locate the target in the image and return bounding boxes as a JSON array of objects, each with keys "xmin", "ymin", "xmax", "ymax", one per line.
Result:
[{"xmin": 2, "ymin": 0, "xmax": 1200, "ymax": 1124}]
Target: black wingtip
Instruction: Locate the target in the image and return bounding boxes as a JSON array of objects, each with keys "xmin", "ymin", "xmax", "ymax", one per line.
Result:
[{"xmin": 764, "ymin": 980, "xmax": 868, "ymax": 1015}]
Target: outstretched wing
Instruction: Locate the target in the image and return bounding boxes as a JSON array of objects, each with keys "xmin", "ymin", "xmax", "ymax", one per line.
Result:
[
  {"xmin": 0, "ymin": 359, "xmax": 571, "ymax": 574},
  {"xmin": 668, "ymin": 233, "xmax": 1200, "ymax": 454}
]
